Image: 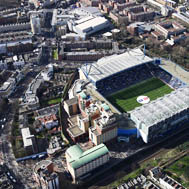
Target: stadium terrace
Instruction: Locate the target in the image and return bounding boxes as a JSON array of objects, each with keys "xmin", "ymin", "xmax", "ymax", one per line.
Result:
[
  {"xmin": 79, "ymin": 48, "xmax": 153, "ymax": 85},
  {"xmin": 130, "ymin": 86, "xmax": 189, "ymax": 143}
]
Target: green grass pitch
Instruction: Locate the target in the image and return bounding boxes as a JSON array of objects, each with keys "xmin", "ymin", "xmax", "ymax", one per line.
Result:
[{"xmin": 107, "ymin": 78, "xmax": 174, "ymax": 112}]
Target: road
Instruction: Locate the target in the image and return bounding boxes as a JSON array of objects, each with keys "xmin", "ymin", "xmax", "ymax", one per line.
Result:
[{"xmin": 0, "ymin": 102, "xmax": 37, "ymax": 189}]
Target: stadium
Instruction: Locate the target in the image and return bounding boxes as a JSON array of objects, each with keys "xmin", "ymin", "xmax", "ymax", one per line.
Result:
[{"xmin": 79, "ymin": 47, "xmax": 189, "ymax": 143}]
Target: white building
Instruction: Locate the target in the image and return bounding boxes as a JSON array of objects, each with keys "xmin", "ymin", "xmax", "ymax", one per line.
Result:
[
  {"xmin": 0, "ymin": 78, "xmax": 16, "ymax": 97},
  {"xmin": 68, "ymin": 16, "xmax": 110, "ymax": 38},
  {"xmin": 159, "ymin": 175, "xmax": 185, "ymax": 189},
  {"xmin": 41, "ymin": 64, "xmax": 53, "ymax": 81},
  {"xmin": 21, "ymin": 127, "xmax": 37, "ymax": 154}
]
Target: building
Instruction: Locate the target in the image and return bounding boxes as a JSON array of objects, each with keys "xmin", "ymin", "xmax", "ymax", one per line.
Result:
[
  {"xmin": 65, "ymin": 143, "xmax": 109, "ymax": 182},
  {"xmin": 41, "ymin": 64, "xmax": 54, "ymax": 81},
  {"xmin": 63, "ymin": 51, "xmax": 110, "ymax": 61},
  {"xmin": 127, "ymin": 22, "xmax": 153, "ymax": 35},
  {"xmin": 64, "ymin": 97, "xmax": 78, "ymax": 116},
  {"xmin": 0, "ymin": 78, "xmax": 16, "ymax": 97},
  {"xmin": 21, "ymin": 127, "xmax": 38, "ymax": 154},
  {"xmin": 37, "ymin": 114, "xmax": 59, "ymax": 131},
  {"xmin": 65, "ymin": 89, "xmax": 118, "ymax": 144},
  {"xmin": 33, "ymin": 160, "xmax": 59, "ymax": 189},
  {"xmin": 155, "ymin": 0, "xmax": 176, "ymax": 7},
  {"xmin": 124, "ymin": 5, "xmax": 155, "ymax": 22},
  {"xmin": 172, "ymin": 12, "xmax": 189, "ymax": 25},
  {"xmin": 30, "ymin": 15, "xmax": 41, "ymax": 35},
  {"xmin": 21, "ymin": 73, "xmax": 43, "ymax": 111},
  {"xmin": 62, "ymin": 39, "xmax": 112, "ymax": 50},
  {"xmin": 0, "ymin": 22, "xmax": 31, "ymax": 33},
  {"xmin": 130, "ymin": 86, "xmax": 189, "ymax": 143},
  {"xmin": 0, "ymin": 71, "xmax": 24, "ymax": 97},
  {"xmin": 0, "ymin": 60, "xmax": 8, "ymax": 70},
  {"xmin": 47, "ymin": 136, "xmax": 62, "ymax": 156},
  {"xmin": 154, "ymin": 21, "xmax": 186, "ymax": 39},
  {"xmin": 147, "ymin": 0, "xmax": 172, "ymax": 16},
  {"xmin": 159, "ymin": 175, "xmax": 185, "ymax": 189},
  {"xmin": 25, "ymin": 65, "xmax": 53, "ymax": 103},
  {"xmin": 68, "ymin": 16, "xmax": 110, "ymax": 38},
  {"xmin": 79, "ymin": 0, "xmax": 100, "ymax": 7},
  {"xmin": 149, "ymin": 167, "xmax": 186, "ymax": 189},
  {"xmin": 89, "ymin": 103, "xmax": 117, "ymax": 145},
  {"xmin": 72, "ymin": 6, "xmax": 102, "ymax": 17},
  {"xmin": 67, "ymin": 115, "xmax": 86, "ymax": 143}
]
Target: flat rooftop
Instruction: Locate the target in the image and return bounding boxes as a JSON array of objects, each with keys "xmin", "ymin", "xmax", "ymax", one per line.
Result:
[
  {"xmin": 67, "ymin": 126, "xmax": 85, "ymax": 138},
  {"xmin": 21, "ymin": 127, "xmax": 34, "ymax": 147},
  {"xmin": 75, "ymin": 16, "xmax": 108, "ymax": 32},
  {"xmin": 80, "ymin": 48, "xmax": 153, "ymax": 83},
  {"xmin": 35, "ymin": 104, "xmax": 59, "ymax": 117}
]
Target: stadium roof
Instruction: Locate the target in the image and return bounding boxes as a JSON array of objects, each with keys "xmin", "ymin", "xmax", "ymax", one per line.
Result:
[
  {"xmin": 81, "ymin": 48, "xmax": 153, "ymax": 83},
  {"xmin": 130, "ymin": 86, "xmax": 189, "ymax": 128}
]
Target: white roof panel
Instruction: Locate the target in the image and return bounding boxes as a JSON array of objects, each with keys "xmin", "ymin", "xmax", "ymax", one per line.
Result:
[
  {"xmin": 21, "ymin": 127, "xmax": 33, "ymax": 147},
  {"xmin": 75, "ymin": 16, "xmax": 108, "ymax": 31},
  {"xmin": 130, "ymin": 86, "xmax": 189, "ymax": 127},
  {"xmin": 81, "ymin": 48, "xmax": 153, "ymax": 83}
]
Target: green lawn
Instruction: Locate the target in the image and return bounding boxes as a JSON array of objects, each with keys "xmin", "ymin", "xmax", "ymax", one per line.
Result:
[
  {"xmin": 107, "ymin": 78, "xmax": 173, "ymax": 112},
  {"xmin": 53, "ymin": 49, "xmax": 58, "ymax": 60},
  {"xmin": 48, "ymin": 97, "xmax": 62, "ymax": 105}
]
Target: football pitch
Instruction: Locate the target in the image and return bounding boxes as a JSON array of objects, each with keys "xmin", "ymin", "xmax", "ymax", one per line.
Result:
[{"xmin": 107, "ymin": 78, "xmax": 174, "ymax": 112}]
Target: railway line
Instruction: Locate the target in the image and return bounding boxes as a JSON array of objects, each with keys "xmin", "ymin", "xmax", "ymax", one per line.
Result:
[
  {"xmin": 87, "ymin": 126, "xmax": 189, "ymax": 189},
  {"xmin": 138, "ymin": 133, "xmax": 189, "ymax": 165}
]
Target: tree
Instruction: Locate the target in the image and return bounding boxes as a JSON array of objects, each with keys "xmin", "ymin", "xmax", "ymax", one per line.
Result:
[{"xmin": 0, "ymin": 98, "xmax": 8, "ymax": 115}]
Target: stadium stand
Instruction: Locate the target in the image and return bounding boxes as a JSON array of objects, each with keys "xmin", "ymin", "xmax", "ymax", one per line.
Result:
[
  {"xmin": 80, "ymin": 48, "xmax": 186, "ymax": 96},
  {"xmin": 130, "ymin": 86, "xmax": 189, "ymax": 143}
]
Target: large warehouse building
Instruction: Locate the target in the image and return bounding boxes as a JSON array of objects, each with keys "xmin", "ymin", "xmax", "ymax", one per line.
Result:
[
  {"xmin": 130, "ymin": 86, "xmax": 189, "ymax": 143},
  {"xmin": 68, "ymin": 16, "xmax": 110, "ymax": 38}
]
